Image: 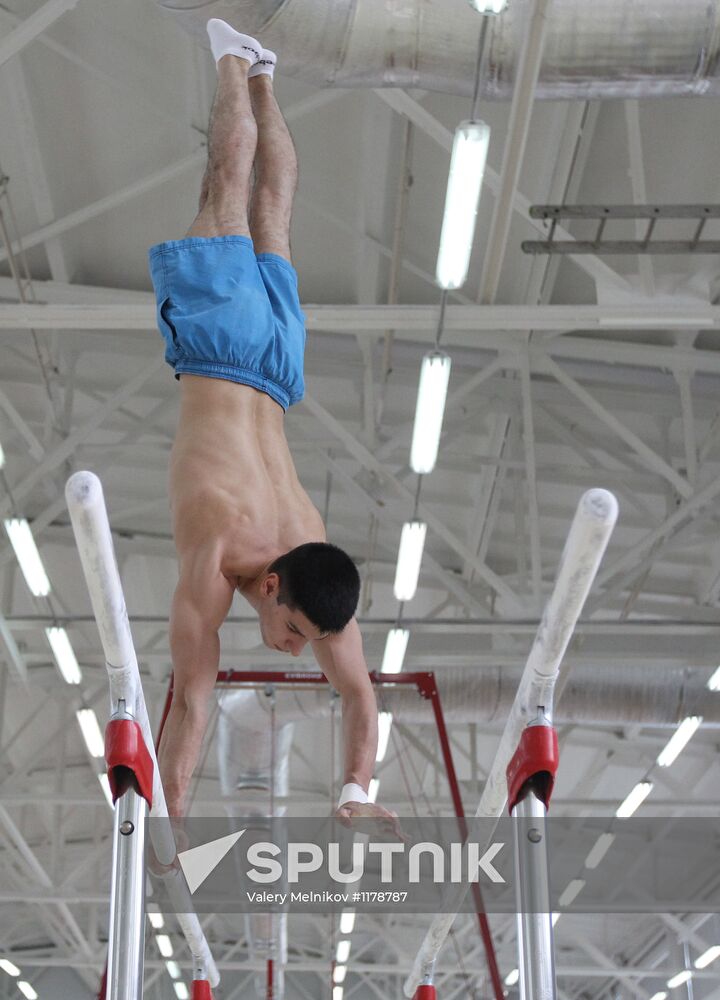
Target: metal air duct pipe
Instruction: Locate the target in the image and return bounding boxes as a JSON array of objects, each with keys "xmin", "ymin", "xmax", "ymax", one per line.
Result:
[{"xmin": 156, "ymin": 0, "xmax": 720, "ymax": 100}]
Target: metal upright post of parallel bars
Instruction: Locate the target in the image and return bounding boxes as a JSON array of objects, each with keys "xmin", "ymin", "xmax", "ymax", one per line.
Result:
[
  {"xmin": 404, "ymin": 488, "xmax": 618, "ymax": 1000},
  {"xmin": 66, "ymin": 471, "xmax": 220, "ymax": 1000}
]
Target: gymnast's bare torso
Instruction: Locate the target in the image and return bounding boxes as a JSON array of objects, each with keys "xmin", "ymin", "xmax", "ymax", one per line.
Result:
[{"xmin": 170, "ymin": 373, "xmax": 325, "ymax": 594}]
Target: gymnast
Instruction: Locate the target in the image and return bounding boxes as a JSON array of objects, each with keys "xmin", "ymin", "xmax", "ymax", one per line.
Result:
[{"xmin": 149, "ymin": 19, "xmax": 397, "ymax": 832}]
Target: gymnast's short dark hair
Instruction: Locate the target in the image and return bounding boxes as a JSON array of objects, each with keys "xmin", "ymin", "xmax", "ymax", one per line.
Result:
[{"xmin": 268, "ymin": 542, "xmax": 360, "ymax": 634}]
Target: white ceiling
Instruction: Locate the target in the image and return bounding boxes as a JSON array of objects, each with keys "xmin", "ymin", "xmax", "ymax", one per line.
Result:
[{"xmin": 1, "ymin": 1, "xmax": 720, "ymax": 998}]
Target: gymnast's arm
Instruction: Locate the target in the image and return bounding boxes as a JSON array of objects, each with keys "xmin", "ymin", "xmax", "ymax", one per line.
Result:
[
  {"xmin": 311, "ymin": 617, "xmax": 401, "ymax": 832},
  {"xmin": 158, "ymin": 555, "xmax": 235, "ymax": 817}
]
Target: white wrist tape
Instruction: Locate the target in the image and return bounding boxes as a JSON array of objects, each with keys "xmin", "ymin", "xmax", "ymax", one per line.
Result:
[{"xmin": 338, "ymin": 782, "xmax": 368, "ymax": 807}]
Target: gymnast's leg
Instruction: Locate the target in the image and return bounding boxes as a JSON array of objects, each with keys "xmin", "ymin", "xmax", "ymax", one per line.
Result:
[{"xmin": 247, "ymin": 66, "xmax": 298, "ymax": 261}]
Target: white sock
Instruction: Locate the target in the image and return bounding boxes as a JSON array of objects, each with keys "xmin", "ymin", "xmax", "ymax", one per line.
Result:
[
  {"xmin": 249, "ymin": 49, "xmax": 277, "ymax": 79},
  {"xmin": 206, "ymin": 19, "xmax": 262, "ymax": 67}
]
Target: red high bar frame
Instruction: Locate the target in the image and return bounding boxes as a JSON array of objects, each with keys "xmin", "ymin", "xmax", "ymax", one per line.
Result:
[{"xmin": 157, "ymin": 669, "xmax": 503, "ymax": 1000}]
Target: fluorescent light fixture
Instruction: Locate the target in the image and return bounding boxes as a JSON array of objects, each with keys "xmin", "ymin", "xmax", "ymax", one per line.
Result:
[
  {"xmin": 657, "ymin": 716, "xmax": 702, "ymax": 767},
  {"xmin": 166, "ymin": 960, "xmax": 181, "ymax": 978},
  {"xmin": 148, "ymin": 910, "xmax": 165, "ymax": 930},
  {"xmin": 708, "ymin": 665, "xmax": 720, "ymax": 691},
  {"xmin": 410, "ymin": 352, "xmax": 452, "ymax": 474},
  {"xmin": 336, "ymin": 940, "xmax": 351, "ymax": 965},
  {"xmin": 504, "ymin": 969, "xmax": 519, "ymax": 986},
  {"xmin": 0, "ymin": 959, "xmax": 20, "ymax": 976},
  {"xmin": 156, "ymin": 934, "xmax": 173, "ymax": 958},
  {"xmin": 173, "ymin": 984, "xmax": 189, "ymax": 1000},
  {"xmin": 381, "ymin": 627, "xmax": 409, "ymax": 674},
  {"xmin": 666, "ymin": 970, "xmax": 692, "ymax": 989},
  {"xmin": 649, "ymin": 993, "xmax": 668, "ymax": 1000},
  {"xmin": 45, "ymin": 627, "xmax": 82, "ymax": 684},
  {"xmin": 376, "ymin": 712, "xmax": 393, "ymax": 763},
  {"xmin": 551, "ymin": 912, "xmax": 561, "ymax": 927},
  {"xmin": 76, "ymin": 709, "xmax": 105, "ymax": 758},
  {"xmin": 17, "ymin": 984, "xmax": 37, "ymax": 1000},
  {"xmin": 339, "ymin": 911, "xmax": 356, "ymax": 935},
  {"xmin": 368, "ymin": 778, "xmax": 380, "ymax": 803},
  {"xmin": 394, "ymin": 520, "xmax": 427, "ymax": 601},
  {"xmin": 98, "ymin": 773, "xmax": 114, "ymax": 808},
  {"xmin": 584, "ymin": 832, "xmax": 615, "ymax": 869},
  {"xmin": 0, "ymin": 442, "xmax": 5, "ymax": 468},
  {"xmin": 333, "ymin": 988, "xmax": 344, "ymax": 1000},
  {"xmin": 334, "ymin": 965, "xmax": 347, "ymax": 984},
  {"xmin": 616, "ymin": 781, "xmax": 653, "ymax": 818},
  {"xmin": 695, "ymin": 945, "xmax": 720, "ymax": 969},
  {"xmin": 558, "ymin": 879, "xmax": 585, "ymax": 907},
  {"xmin": 436, "ymin": 120, "xmax": 490, "ymax": 290},
  {"xmin": 469, "ymin": 0, "xmax": 509, "ymax": 10},
  {"xmin": 4, "ymin": 518, "xmax": 51, "ymax": 596}
]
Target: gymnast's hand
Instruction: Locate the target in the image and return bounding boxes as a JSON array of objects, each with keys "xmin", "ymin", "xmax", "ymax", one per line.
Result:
[{"xmin": 334, "ymin": 800, "xmax": 406, "ymax": 841}]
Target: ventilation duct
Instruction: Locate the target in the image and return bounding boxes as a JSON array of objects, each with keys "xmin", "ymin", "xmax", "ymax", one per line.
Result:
[
  {"xmin": 217, "ymin": 689, "xmax": 295, "ymax": 999},
  {"xmin": 218, "ymin": 664, "xmax": 720, "ymax": 729},
  {"xmin": 156, "ymin": 0, "xmax": 720, "ymax": 99},
  {"xmin": 215, "ymin": 665, "xmax": 716, "ymax": 991}
]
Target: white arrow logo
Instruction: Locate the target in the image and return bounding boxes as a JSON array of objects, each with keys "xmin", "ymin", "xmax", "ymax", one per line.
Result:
[{"xmin": 178, "ymin": 830, "xmax": 246, "ymax": 894}]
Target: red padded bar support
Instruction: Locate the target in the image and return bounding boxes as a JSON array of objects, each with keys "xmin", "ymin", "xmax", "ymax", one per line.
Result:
[
  {"xmin": 414, "ymin": 987, "xmax": 437, "ymax": 1000},
  {"xmin": 191, "ymin": 982, "xmax": 213, "ymax": 1000},
  {"xmin": 506, "ymin": 725, "xmax": 559, "ymax": 813},
  {"xmin": 104, "ymin": 719, "xmax": 154, "ymax": 807}
]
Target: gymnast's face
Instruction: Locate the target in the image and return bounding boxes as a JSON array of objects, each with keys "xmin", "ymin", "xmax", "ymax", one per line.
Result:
[{"xmin": 257, "ymin": 573, "xmax": 328, "ymax": 656}]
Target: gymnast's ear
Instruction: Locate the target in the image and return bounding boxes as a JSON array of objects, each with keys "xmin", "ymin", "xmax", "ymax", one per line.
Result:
[{"xmin": 261, "ymin": 572, "xmax": 281, "ymax": 598}]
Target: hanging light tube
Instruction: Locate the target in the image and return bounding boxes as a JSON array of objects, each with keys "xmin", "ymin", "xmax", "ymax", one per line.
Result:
[
  {"xmin": 584, "ymin": 832, "xmax": 615, "ymax": 870},
  {"xmin": 394, "ymin": 521, "xmax": 427, "ymax": 601},
  {"xmin": 656, "ymin": 716, "xmax": 702, "ymax": 768},
  {"xmin": 380, "ymin": 628, "xmax": 409, "ymax": 674},
  {"xmin": 45, "ymin": 626, "xmax": 82, "ymax": 684},
  {"xmin": 336, "ymin": 941, "xmax": 351, "ymax": 965},
  {"xmin": 339, "ymin": 911, "xmax": 356, "ymax": 935},
  {"xmin": 468, "ymin": 0, "xmax": 508, "ymax": 11},
  {"xmin": 616, "ymin": 781, "xmax": 653, "ymax": 818},
  {"xmin": 666, "ymin": 971, "xmax": 692, "ymax": 989},
  {"xmin": 98, "ymin": 773, "xmax": 114, "ymax": 809},
  {"xmin": 376, "ymin": 712, "xmax": 393, "ymax": 762},
  {"xmin": 76, "ymin": 708, "xmax": 105, "ymax": 757},
  {"xmin": 706, "ymin": 665, "xmax": 720, "ymax": 691},
  {"xmin": 558, "ymin": 878, "xmax": 585, "ymax": 907},
  {"xmin": 436, "ymin": 120, "xmax": 490, "ymax": 291},
  {"xmin": 4, "ymin": 518, "xmax": 51, "ymax": 596},
  {"xmin": 368, "ymin": 778, "xmax": 380, "ymax": 803},
  {"xmin": 695, "ymin": 946, "xmax": 720, "ymax": 969},
  {"xmin": 156, "ymin": 934, "xmax": 173, "ymax": 958},
  {"xmin": 410, "ymin": 352, "xmax": 452, "ymax": 474},
  {"xmin": 0, "ymin": 959, "xmax": 20, "ymax": 976}
]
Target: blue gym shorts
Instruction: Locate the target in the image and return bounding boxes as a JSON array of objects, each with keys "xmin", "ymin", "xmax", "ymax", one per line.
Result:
[{"xmin": 148, "ymin": 235, "xmax": 306, "ymax": 411}]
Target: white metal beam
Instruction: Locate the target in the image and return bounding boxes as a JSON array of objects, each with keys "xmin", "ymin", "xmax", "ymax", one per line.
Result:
[
  {"xmin": 0, "ymin": 0, "xmax": 79, "ymax": 68},
  {"xmin": 4, "ymin": 301, "xmax": 720, "ymax": 338},
  {"xmin": 477, "ymin": 0, "xmax": 550, "ymax": 304},
  {"xmin": 541, "ymin": 355, "xmax": 693, "ymax": 498},
  {"xmin": 0, "ymin": 357, "xmax": 164, "ymax": 518},
  {"xmin": 624, "ymin": 99, "xmax": 655, "ymax": 298}
]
